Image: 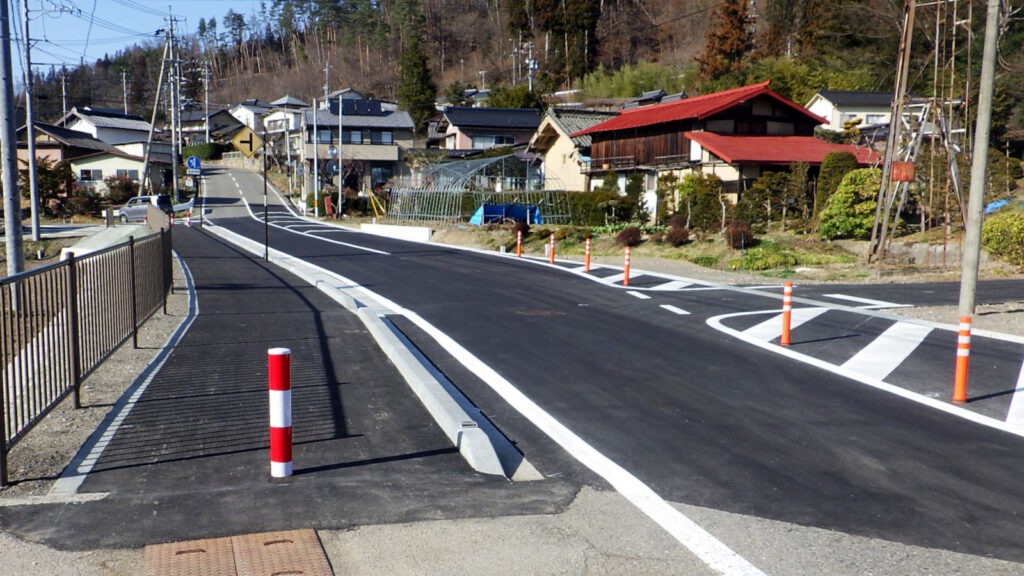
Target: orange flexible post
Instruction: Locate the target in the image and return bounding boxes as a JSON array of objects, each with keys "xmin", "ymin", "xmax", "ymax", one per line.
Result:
[
  {"xmin": 549, "ymin": 234, "xmax": 555, "ymax": 263},
  {"xmin": 781, "ymin": 282, "xmax": 793, "ymax": 346},
  {"xmin": 516, "ymin": 230, "xmax": 522, "ymax": 257},
  {"xmin": 584, "ymin": 238, "xmax": 591, "ymax": 272},
  {"xmin": 953, "ymin": 316, "xmax": 971, "ymax": 404},
  {"xmin": 623, "ymin": 247, "xmax": 631, "ymax": 286}
]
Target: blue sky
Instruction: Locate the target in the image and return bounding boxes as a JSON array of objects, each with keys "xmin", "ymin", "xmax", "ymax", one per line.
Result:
[{"xmin": 12, "ymin": 0, "xmax": 265, "ymax": 88}]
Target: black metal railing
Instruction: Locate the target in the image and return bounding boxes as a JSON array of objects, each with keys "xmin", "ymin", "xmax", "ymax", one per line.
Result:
[{"xmin": 0, "ymin": 229, "xmax": 172, "ymax": 486}]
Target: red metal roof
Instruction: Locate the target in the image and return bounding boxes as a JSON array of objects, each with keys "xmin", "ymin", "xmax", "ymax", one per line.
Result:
[
  {"xmin": 572, "ymin": 81, "xmax": 826, "ymax": 137},
  {"xmin": 685, "ymin": 132, "xmax": 881, "ymax": 165}
]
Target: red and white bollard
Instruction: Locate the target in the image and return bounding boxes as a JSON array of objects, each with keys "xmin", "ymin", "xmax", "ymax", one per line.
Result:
[
  {"xmin": 548, "ymin": 234, "xmax": 556, "ymax": 263},
  {"xmin": 516, "ymin": 230, "xmax": 522, "ymax": 258},
  {"xmin": 584, "ymin": 238, "xmax": 592, "ymax": 272},
  {"xmin": 185, "ymin": 210, "xmax": 192, "ymax": 227},
  {"xmin": 953, "ymin": 316, "xmax": 971, "ymax": 404},
  {"xmin": 169, "ymin": 213, "xmax": 175, "ymax": 228},
  {"xmin": 623, "ymin": 246, "xmax": 631, "ymax": 286},
  {"xmin": 781, "ymin": 282, "xmax": 793, "ymax": 346},
  {"xmin": 268, "ymin": 347, "xmax": 293, "ymax": 478},
  {"xmin": 143, "ymin": 215, "xmax": 148, "ymax": 226}
]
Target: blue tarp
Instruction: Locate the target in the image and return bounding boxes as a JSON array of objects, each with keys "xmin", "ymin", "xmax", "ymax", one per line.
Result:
[
  {"xmin": 985, "ymin": 199, "xmax": 1010, "ymax": 214},
  {"xmin": 469, "ymin": 204, "xmax": 543, "ymax": 225}
]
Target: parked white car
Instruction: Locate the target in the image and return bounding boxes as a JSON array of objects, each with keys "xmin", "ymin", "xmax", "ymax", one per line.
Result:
[{"xmin": 118, "ymin": 194, "xmax": 173, "ymax": 223}]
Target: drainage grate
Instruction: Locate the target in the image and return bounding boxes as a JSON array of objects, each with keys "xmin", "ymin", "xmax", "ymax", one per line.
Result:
[{"xmin": 144, "ymin": 529, "xmax": 334, "ymax": 576}]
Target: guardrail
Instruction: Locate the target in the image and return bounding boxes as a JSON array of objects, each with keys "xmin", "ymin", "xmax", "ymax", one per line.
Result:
[{"xmin": 0, "ymin": 229, "xmax": 172, "ymax": 486}]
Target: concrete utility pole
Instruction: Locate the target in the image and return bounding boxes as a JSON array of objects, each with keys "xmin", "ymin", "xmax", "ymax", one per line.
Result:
[
  {"xmin": 313, "ymin": 97, "xmax": 319, "ymax": 218},
  {"xmin": 121, "ymin": 69, "xmax": 129, "ymax": 113},
  {"xmin": 60, "ymin": 69, "xmax": 66, "ymax": 115},
  {"xmin": 22, "ymin": 0, "xmax": 40, "ymax": 241},
  {"xmin": 958, "ymin": 0, "xmax": 1001, "ymax": 317},
  {"xmin": 167, "ymin": 13, "xmax": 180, "ymax": 202},
  {"xmin": 1, "ymin": 0, "xmax": 24, "ymax": 275},
  {"xmin": 203, "ymin": 61, "xmax": 210, "ymax": 143},
  {"xmin": 139, "ymin": 41, "xmax": 169, "ymax": 197}
]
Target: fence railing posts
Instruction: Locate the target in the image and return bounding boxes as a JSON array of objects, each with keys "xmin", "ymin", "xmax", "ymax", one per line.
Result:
[
  {"xmin": 66, "ymin": 252, "xmax": 82, "ymax": 410},
  {"xmin": 129, "ymin": 237, "xmax": 139, "ymax": 349}
]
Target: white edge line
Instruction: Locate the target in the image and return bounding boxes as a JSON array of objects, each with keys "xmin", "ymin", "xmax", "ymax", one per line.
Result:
[
  {"xmin": 706, "ymin": 310, "xmax": 1024, "ymax": 439},
  {"xmin": 48, "ymin": 251, "xmax": 199, "ymax": 497},
  {"xmin": 201, "ymin": 217, "xmax": 765, "ymax": 576}
]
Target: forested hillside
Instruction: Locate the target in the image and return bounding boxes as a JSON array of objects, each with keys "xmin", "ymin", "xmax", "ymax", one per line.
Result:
[{"xmin": 22, "ymin": 0, "xmax": 1024, "ymax": 148}]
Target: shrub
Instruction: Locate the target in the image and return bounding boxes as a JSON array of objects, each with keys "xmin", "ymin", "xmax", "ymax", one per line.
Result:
[
  {"xmin": 68, "ymin": 189, "xmax": 100, "ymax": 216},
  {"xmin": 649, "ymin": 230, "xmax": 666, "ymax": 243},
  {"xmin": 665, "ymin": 227, "xmax": 690, "ymax": 247},
  {"xmin": 818, "ymin": 168, "xmax": 881, "ymax": 240},
  {"xmin": 982, "ymin": 211, "xmax": 1024, "ymax": 267},
  {"xmin": 727, "ymin": 247, "xmax": 799, "ymax": 270},
  {"xmin": 725, "ymin": 220, "xmax": 753, "ymax": 249},
  {"xmin": 555, "ymin": 226, "xmax": 591, "ymax": 242},
  {"xmin": 615, "ymin": 226, "xmax": 643, "ymax": 246},
  {"xmin": 816, "ymin": 151, "xmax": 860, "ymax": 221},
  {"xmin": 668, "ymin": 214, "xmax": 687, "ymax": 229},
  {"xmin": 104, "ymin": 176, "xmax": 138, "ymax": 206},
  {"xmin": 512, "ymin": 220, "xmax": 531, "ymax": 237},
  {"xmin": 182, "ymin": 143, "xmax": 232, "ymax": 160},
  {"xmin": 690, "ymin": 255, "xmax": 720, "ymax": 268}
]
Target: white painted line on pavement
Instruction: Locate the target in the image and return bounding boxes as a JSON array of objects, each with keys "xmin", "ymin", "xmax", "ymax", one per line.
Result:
[
  {"xmin": 627, "ymin": 290, "xmax": 651, "ymax": 300},
  {"xmin": 708, "ymin": 310, "xmax": 1024, "ymax": 440},
  {"xmin": 603, "ymin": 272, "xmax": 642, "ymax": 284},
  {"xmin": 840, "ymin": 322, "xmax": 933, "ymax": 380},
  {"xmin": 660, "ymin": 304, "xmax": 691, "ymax": 315},
  {"xmin": 824, "ymin": 293, "xmax": 911, "ymax": 309},
  {"xmin": 742, "ymin": 308, "xmax": 828, "ymax": 342},
  {"xmin": 650, "ymin": 280, "xmax": 693, "ymax": 291},
  {"xmin": 1004, "ymin": 360, "xmax": 1024, "ymax": 429}
]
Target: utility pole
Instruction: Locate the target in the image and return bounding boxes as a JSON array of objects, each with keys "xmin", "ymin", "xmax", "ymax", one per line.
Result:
[
  {"xmin": 121, "ymin": 69, "xmax": 129, "ymax": 113},
  {"xmin": 869, "ymin": 0, "xmax": 916, "ymax": 262},
  {"xmin": 323, "ymin": 63, "xmax": 330, "ymax": 98},
  {"xmin": 22, "ymin": 0, "xmax": 40, "ymax": 241},
  {"xmin": 958, "ymin": 0, "xmax": 1001, "ymax": 318},
  {"xmin": 60, "ymin": 68, "xmax": 66, "ymax": 115},
  {"xmin": 313, "ymin": 97, "xmax": 319, "ymax": 218},
  {"xmin": 2, "ymin": 0, "xmax": 24, "ymax": 275},
  {"xmin": 166, "ymin": 13, "xmax": 180, "ymax": 202},
  {"xmin": 139, "ymin": 41, "xmax": 168, "ymax": 197},
  {"xmin": 203, "ymin": 61, "xmax": 210, "ymax": 143}
]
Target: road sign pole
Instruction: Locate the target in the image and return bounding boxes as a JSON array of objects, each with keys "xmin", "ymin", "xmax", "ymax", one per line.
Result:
[{"xmin": 264, "ymin": 130, "xmax": 269, "ymax": 261}]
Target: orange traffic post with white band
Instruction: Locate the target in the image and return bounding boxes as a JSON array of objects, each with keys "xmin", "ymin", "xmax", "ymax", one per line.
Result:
[
  {"xmin": 584, "ymin": 238, "xmax": 592, "ymax": 272},
  {"xmin": 549, "ymin": 234, "xmax": 556, "ymax": 263},
  {"xmin": 268, "ymin": 347, "xmax": 293, "ymax": 478},
  {"xmin": 952, "ymin": 316, "xmax": 971, "ymax": 404},
  {"xmin": 516, "ymin": 230, "xmax": 522, "ymax": 257},
  {"xmin": 781, "ymin": 282, "xmax": 793, "ymax": 346},
  {"xmin": 623, "ymin": 247, "xmax": 631, "ymax": 286}
]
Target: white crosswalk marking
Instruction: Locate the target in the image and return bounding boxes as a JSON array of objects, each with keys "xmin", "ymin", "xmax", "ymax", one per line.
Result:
[
  {"xmin": 660, "ymin": 304, "xmax": 690, "ymax": 315},
  {"xmin": 824, "ymin": 293, "xmax": 910, "ymax": 309},
  {"xmin": 627, "ymin": 291, "xmax": 651, "ymax": 300},
  {"xmin": 742, "ymin": 308, "xmax": 828, "ymax": 342},
  {"xmin": 603, "ymin": 272, "xmax": 642, "ymax": 284},
  {"xmin": 840, "ymin": 322, "xmax": 933, "ymax": 380},
  {"xmin": 1004, "ymin": 360, "xmax": 1024, "ymax": 429},
  {"xmin": 650, "ymin": 280, "xmax": 693, "ymax": 291}
]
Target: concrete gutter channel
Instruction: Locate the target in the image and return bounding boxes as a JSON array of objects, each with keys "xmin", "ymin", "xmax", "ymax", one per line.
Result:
[{"xmin": 201, "ymin": 221, "xmax": 541, "ymax": 481}]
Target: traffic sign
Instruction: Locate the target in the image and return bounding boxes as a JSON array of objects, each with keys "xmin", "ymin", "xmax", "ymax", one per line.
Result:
[
  {"xmin": 186, "ymin": 155, "xmax": 201, "ymax": 170},
  {"xmin": 231, "ymin": 127, "xmax": 264, "ymax": 158}
]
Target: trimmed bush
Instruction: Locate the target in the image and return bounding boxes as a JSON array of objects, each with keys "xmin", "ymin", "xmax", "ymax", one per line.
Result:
[
  {"xmin": 665, "ymin": 227, "xmax": 690, "ymax": 247},
  {"xmin": 182, "ymin": 143, "xmax": 232, "ymax": 161},
  {"xmin": 725, "ymin": 220, "xmax": 753, "ymax": 249},
  {"xmin": 512, "ymin": 220, "xmax": 531, "ymax": 237},
  {"xmin": 689, "ymin": 255, "xmax": 720, "ymax": 268},
  {"xmin": 649, "ymin": 230, "xmax": 665, "ymax": 243},
  {"xmin": 982, "ymin": 211, "xmax": 1024, "ymax": 267},
  {"xmin": 615, "ymin": 226, "xmax": 643, "ymax": 246},
  {"xmin": 818, "ymin": 168, "xmax": 881, "ymax": 240},
  {"xmin": 667, "ymin": 214, "xmax": 687, "ymax": 229}
]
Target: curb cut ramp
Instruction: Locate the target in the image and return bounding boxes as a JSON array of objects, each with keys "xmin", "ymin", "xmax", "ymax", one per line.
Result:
[{"xmin": 144, "ymin": 529, "xmax": 333, "ymax": 576}]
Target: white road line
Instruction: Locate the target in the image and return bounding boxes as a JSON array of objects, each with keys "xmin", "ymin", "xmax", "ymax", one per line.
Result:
[
  {"xmin": 604, "ymin": 272, "xmax": 643, "ymax": 284},
  {"xmin": 742, "ymin": 308, "xmax": 829, "ymax": 342},
  {"xmin": 650, "ymin": 280, "xmax": 693, "ymax": 291},
  {"xmin": 1004, "ymin": 360, "xmax": 1024, "ymax": 429},
  {"xmin": 660, "ymin": 304, "xmax": 691, "ymax": 315},
  {"xmin": 627, "ymin": 290, "xmax": 651, "ymax": 300},
  {"xmin": 824, "ymin": 293, "xmax": 911, "ymax": 309},
  {"xmin": 840, "ymin": 322, "xmax": 933, "ymax": 380},
  {"xmin": 708, "ymin": 310, "xmax": 1024, "ymax": 440}
]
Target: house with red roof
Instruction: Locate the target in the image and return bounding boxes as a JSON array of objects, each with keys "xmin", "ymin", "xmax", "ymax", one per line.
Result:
[{"xmin": 572, "ymin": 81, "xmax": 880, "ymax": 202}]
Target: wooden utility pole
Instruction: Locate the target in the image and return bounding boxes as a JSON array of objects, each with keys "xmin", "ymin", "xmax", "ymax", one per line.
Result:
[{"xmin": 958, "ymin": 0, "xmax": 1001, "ymax": 317}]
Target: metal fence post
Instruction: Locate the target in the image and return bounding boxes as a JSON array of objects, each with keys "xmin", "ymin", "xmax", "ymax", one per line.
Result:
[
  {"xmin": 129, "ymin": 236, "xmax": 139, "ymax": 349},
  {"xmin": 66, "ymin": 252, "xmax": 82, "ymax": 410},
  {"xmin": 161, "ymin": 228, "xmax": 169, "ymax": 315}
]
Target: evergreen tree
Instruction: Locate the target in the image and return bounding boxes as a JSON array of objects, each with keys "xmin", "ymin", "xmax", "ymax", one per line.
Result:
[
  {"xmin": 397, "ymin": 37, "xmax": 437, "ymax": 134},
  {"xmin": 695, "ymin": 0, "xmax": 753, "ymax": 81},
  {"xmin": 487, "ymin": 84, "xmax": 544, "ymax": 110}
]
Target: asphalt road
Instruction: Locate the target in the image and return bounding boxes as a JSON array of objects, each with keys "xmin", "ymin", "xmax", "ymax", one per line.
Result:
[{"xmin": 196, "ymin": 166, "xmax": 1024, "ymax": 564}]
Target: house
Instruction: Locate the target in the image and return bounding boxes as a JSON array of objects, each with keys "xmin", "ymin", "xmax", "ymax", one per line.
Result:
[
  {"xmin": 436, "ymin": 107, "xmax": 542, "ymax": 151},
  {"xmin": 180, "ymin": 108, "xmax": 244, "ymax": 145},
  {"xmin": 300, "ymin": 95, "xmax": 415, "ymax": 196},
  {"xmin": 804, "ymin": 90, "xmax": 894, "ymax": 131},
  {"xmin": 17, "ymin": 122, "xmax": 114, "ymax": 166},
  {"xmin": 56, "ymin": 106, "xmax": 153, "ymax": 145},
  {"xmin": 527, "ymin": 108, "xmax": 618, "ymax": 191},
  {"xmin": 70, "ymin": 149, "xmax": 170, "ymax": 195},
  {"xmin": 573, "ymin": 81, "xmax": 880, "ymax": 202},
  {"xmin": 228, "ymin": 99, "xmax": 273, "ymax": 131}
]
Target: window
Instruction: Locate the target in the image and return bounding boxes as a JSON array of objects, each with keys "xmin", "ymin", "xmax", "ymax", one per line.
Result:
[
  {"xmin": 866, "ymin": 114, "xmax": 886, "ymax": 125},
  {"xmin": 318, "ymin": 129, "xmax": 333, "ymax": 143},
  {"xmin": 368, "ymin": 130, "xmax": 393, "ymax": 145},
  {"xmin": 342, "ymin": 130, "xmax": 362, "ymax": 144},
  {"xmin": 471, "ymin": 135, "xmax": 515, "ymax": 149},
  {"xmin": 80, "ymin": 169, "xmax": 102, "ymax": 181},
  {"xmin": 116, "ymin": 169, "xmax": 140, "ymax": 181}
]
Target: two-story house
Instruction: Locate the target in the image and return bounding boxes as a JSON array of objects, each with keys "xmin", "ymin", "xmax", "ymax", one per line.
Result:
[
  {"xmin": 437, "ymin": 107, "xmax": 542, "ymax": 152},
  {"xmin": 56, "ymin": 107, "xmax": 153, "ymax": 145},
  {"xmin": 574, "ymin": 81, "xmax": 880, "ymax": 201},
  {"xmin": 229, "ymin": 99, "xmax": 273, "ymax": 131},
  {"xmin": 527, "ymin": 108, "xmax": 617, "ymax": 191},
  {"xmin": 804, "ymin": 90, "xmax": 893, "ymax": 131},
  {"xmin": 301, "ymin": 95, "xmax": 415, "ymax": 198},
  {"xmin": 180, "ymin": 108, "xmax": 244, "ymax": 145}
]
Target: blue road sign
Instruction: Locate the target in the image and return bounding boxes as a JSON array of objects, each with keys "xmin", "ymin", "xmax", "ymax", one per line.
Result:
[{"xmin": 187, "ymin": 156, "xmax": 201, "ymax": 170}]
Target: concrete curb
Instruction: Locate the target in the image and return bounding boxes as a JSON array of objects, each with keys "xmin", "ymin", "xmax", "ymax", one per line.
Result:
[{"xmin": 200, "ymin": 222, "xmax": 533, "ymax": 479}]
